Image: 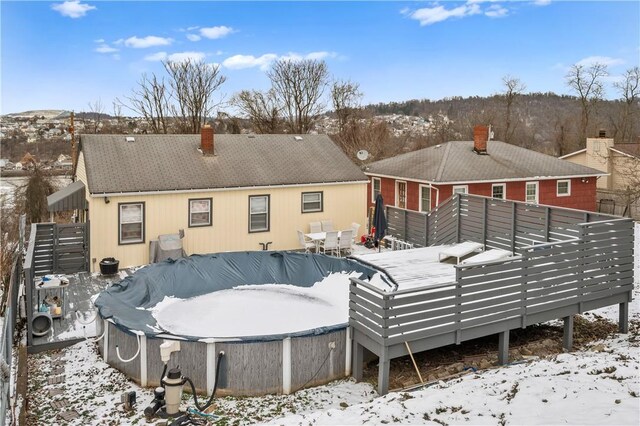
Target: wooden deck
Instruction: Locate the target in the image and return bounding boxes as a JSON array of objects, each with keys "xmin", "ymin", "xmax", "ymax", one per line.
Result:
[{"xmin": 30, "ymin": 269, "xmax": 135, "ymax": 352}]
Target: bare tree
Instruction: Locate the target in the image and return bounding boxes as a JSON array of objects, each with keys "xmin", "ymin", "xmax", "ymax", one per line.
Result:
[
  {"xmin": 164, "ymin": 59, "xmax": 226, "ymax": 133},
  {"xmin": 566, "ymin": 62, "xmax": 608, "ymax": 145},
  {"xmin": 121, "ymin": 73, "xmax": 171, "ymax": 133},
  {"xmin": 333, "ymin": 118, "xmax": 393, "ymax": 163},
  {"xmin": 429, "ymin": 113, "xmax": 457, "ymax": 145},
  {"xmin": 501, "ymin": 76, "xmax": 526, "ymax": 142},
  {"xmin": 331, "ymin": 79, "xmax": 362, "ymax": 132},
  {"xmin": 612, "ymin": 66, "xmax": 640, "ymax": 143},
  {"xmin": 267, "ymin": 59, "xmax": 329, "ymax": 134},
  {"xmin": 87, "ymin": 98, "xmax": 105, "ymax": 133},
  {"xmin": 232, "ymin": 89, "xmax": 283, "ymax": 133}
]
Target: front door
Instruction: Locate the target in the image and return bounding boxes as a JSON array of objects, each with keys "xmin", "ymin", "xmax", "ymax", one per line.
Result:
[{"xmin": 397, "ymin": 181, "xmax": 407, "ymax": 209}]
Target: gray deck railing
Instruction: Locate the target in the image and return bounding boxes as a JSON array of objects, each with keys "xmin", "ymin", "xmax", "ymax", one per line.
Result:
[
  {"xmin": 352, "ymin": 198, "xmax": 634, "ymax": 395},
  {"xmin": 386, "ymin": 194, "xmax": 614, "ymax": 252},
  {"xmin": 24, "ymin": 222, "xmax": 89, "ymax": 347}
]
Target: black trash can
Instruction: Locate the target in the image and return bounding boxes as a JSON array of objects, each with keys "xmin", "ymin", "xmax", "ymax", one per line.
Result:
[{"xmin": 99, "ymin": 257, "xmax": 119, "ymax": 275}]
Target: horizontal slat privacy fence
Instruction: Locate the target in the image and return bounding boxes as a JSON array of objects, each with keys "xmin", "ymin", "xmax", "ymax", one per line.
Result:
[
  {"xmin": 386, "ymin": 194, "xmax": 613, "ymax": 252},
  {"xmin": 355, "ymin": 194, "xmax": 634, "ymax": 395},
  {"xmin": 24, "ymin": 222, "xmax": 89, "ymax": 347}
]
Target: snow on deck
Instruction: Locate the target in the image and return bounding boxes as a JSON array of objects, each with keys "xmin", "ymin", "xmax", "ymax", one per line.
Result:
[{"xmin": 352, "ymin": 245, "xmax": 458, "ymax": 291}]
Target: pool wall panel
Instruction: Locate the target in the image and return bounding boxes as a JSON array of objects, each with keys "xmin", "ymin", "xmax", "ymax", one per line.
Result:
[
  {"xmin": 216, "ymin": 341, "xmax": 283, "ymax": 396},
  {"xmin": 107, "ymin": 326, "xmax": 141, "ymax": 380},
  {"xmin": 145, "ymin": 338, "xmax": 208, "ymax": 393},
  {"xmin": 291, "ymin": 329, "xmax": 347, "ymax": 391}
]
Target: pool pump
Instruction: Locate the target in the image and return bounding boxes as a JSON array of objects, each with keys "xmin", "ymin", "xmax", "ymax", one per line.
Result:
[{"xmin": 144, "ymin": 339, "xmax": 224, "ymax": 422}]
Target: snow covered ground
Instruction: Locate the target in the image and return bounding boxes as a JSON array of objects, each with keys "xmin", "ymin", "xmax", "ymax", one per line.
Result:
[{"xmin": 24, "ymin": 245, "xmax": 639, "ymax": 425}]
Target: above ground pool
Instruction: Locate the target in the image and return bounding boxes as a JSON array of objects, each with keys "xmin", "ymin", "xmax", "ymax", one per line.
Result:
[{"xmin": 93, "ymin": 251, "xmax": 385, "ymax": 396}]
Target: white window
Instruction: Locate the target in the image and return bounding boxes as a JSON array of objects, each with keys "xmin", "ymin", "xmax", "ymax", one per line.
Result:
[
  {"xmin": 525, "ymin": 182, "xmax": 539, "ymax": 204},
  {"xmin": 302, "ymin": 192, "xmax": 323, "ymax": 213},
  {"xmin": 189, "ymin": 198, "xmax": 212, "ymax": 227},
  {"xmin": 396, "ymin": 181, "xmax": 407, "ymax": 208},
  {"xmin": 557, "ymin": 180, "xmax": 571, "ymax": 197},
  {"xmin": 119, "ymin": 202, "xmax": 144, "ymax": 244},
  {"xmin": 419, "ymin": 185, "xmax": 431, "ymax": 212},
  {"xmin": 492, "ymin": 183, "xmax": 506, "ymax": 199},
  {"xmin": 372, "ymin": 177, "xmax": 381, "ymax": 202},
  {"xmin": 249, "ymin": 195, "xmax": 269, "ymax": 233},
  {"xmin": 452, "ymin": 185, "xmax": 468, "ymax": 195}
]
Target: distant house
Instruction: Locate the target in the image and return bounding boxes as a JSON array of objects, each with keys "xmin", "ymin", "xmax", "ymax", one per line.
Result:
[
  {"xmin": 365, "ymin": 125, "xmax": 606, "ymax": 214},
  {"xmin": 0, "ymin": 159, "xmax": 9, "ymax": 169},
  {"xmin": 561, "ymin": 134, "xmax": 640, "ymax": 193},
  {"xmin": 561, "ymin": 133, "xmax": 640, "ymax": 215},
  {"xmin": 67, "ymin": 127, "xmax": 367, "ymax": 268}
]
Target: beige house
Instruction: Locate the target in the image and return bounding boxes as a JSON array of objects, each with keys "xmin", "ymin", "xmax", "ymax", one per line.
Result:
[
  {"xmin": 561, "ymin": 136, "xmax": 640, "ymax": 191},
  {"xmin": 71, "ymin": 127, "xmax": 368, "ymax": 269},
  {"xmin": 561, "ymin": 135, "xmax": 640, "ymax": 215}
]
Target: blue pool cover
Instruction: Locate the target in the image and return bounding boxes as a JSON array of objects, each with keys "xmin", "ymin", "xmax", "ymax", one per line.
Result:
[{"xmin": 94, "ymin": 251, "xmax": 383, "ymax": 341}]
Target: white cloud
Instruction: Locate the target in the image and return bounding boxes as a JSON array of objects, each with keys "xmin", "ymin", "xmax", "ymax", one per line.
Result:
[
  {"xmin": 94, "ymin": 38, "xmax": 104, "ymax": 43},
  {"xmin": 51, "ymin": 0, "xmax": 96, "ymax": 18},
  {"xmin": 407, "ymin": 3, "xmax": 481, "ymax": 26},
  {"xmin": 223, "ymin": 53, "xmax": 278, "ymax": 70},
  {"xmin": 485, "ymin": 4, "xmax": 509, "ymax": 18},
  {"xmin": 167, "ymin": 51, "xmax": 207, "ymax": 62},
  {"xmin": 112, "ymin": 54, "xmax": 121, "ymax": 61},
  {"xmin": 186, "ymin": 34, "xmax": 201, "ymax": 42},
  {"xmin": 576, "ymin": 56, "xmax": 625, "ymax": 67},
  {"xmin": 533, "ymin": 0, "xmax": 552, "ymax": 6},
  {"xmin": 95, "ymin": 44, "xmax": 118, "ymax": 53},
  {"xmin": 144, "ymin": 52, "xmax": 168, "ymax": 62},
  {"xmin": 222, "ymin": 51, "xmax": 337, "ymax": 70},
  {"xmin": 200, "ymin": 26, "xmax": 234, "ymax": 39},
  {"xmin": 124, "ymin": 36, "xmax": 172, "ymax": 49},
  {"xmin": 187, "ymin": 26, "xmax": 200, "ymax": 31}
]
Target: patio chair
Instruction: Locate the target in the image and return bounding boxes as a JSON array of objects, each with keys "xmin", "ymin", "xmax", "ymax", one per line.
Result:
[
  {"xmin": 351, "ymin": 222, "xmax": 361, "ymax": 242},
  {"xmin": 297, "ymin": 230, "xmax": 316, "ymax": 253},
  {"xmin": 338, "ymin": 229, "xmax": 353, "ymax": 257},
  {"xmin": 321, "ymin": 220, "xmax": 334, "ymax": 232},
  {"xmin": 309, "ymin": 221, "xmax": 322, "ymax": 233},
  {"xmin": 319, "ymin": 231, "xmax": 339, "ymax": 256}
]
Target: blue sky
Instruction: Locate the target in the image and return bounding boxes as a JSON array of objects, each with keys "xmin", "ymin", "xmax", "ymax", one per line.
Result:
[{"xmin": 1, "ymin": 1, "xmax": 639, "ymax": 114}]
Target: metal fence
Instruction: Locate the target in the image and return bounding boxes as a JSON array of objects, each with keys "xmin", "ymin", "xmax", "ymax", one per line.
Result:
[
  {"xmin": 0, "ymin": 256, "xmax": 22, "ymax": 425},
  {"xmin": 24, "ymin": 222, "xmax": 89, "ymax": 347},
  {"xmin": 352, "ymin": 195, "xmax": 634, "ymax": 395}
]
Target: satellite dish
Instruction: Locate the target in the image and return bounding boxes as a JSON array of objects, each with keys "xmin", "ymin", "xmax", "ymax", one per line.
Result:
[{"xmin": 356, "ymin": 150, "xmax": 369, "ymax": 161}]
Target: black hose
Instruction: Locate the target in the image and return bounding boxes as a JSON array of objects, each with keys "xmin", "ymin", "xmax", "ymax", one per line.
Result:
[
  {"xmin": 159, "ymin": 363, "xmax": 168, "ymax": 387},
  {"xmin": 183, "ymin": 351, "xmax": 224, "ymax": 412}
]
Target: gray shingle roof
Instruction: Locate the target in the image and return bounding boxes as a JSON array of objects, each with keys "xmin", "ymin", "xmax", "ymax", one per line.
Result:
[
  {"xmin": 366, "ymin": 141, "xmax": 606, "ymax": 183},
  {"xmin": 80, "ymin": 134, "xmax": 366, "ymax": 194}
]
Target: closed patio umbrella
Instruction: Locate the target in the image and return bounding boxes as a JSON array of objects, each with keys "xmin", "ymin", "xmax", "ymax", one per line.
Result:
[{"xmin": 373, "ymin": 194, "xmax": 387, "ymax": 252}]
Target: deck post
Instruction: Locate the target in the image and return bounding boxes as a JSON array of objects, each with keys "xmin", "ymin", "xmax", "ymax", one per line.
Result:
[
  {"xmin": 377, "ymin": 347, "xmax": 390, "ymax": 395},
  {"xmin": 619, "ymin": 300, "xmax": 629, "ymax": 334},
  {"xmin": 482, "ymin": 198, "xmax": 488, "ymax": 249},
  {"xmin": 455, "ymin": 194, "xmax": 461, "ymax": 243},
  {"xmin": 498, "ymin": 330, "xmax": 510, "ymax": 365},
  {"xmin": 352, "ymin": 340, "xmax": 364, "ymax": 381},
  {"xmin": 510, "ymin": 203, "xmax": 517, "ymax": 254},
  {"xmin": 563, "ymin": 315, "xmax": 574, "ymax": 351},
  {"xmin": 345, "ymin": 326, "xmax": 352, "ymax": 376}
]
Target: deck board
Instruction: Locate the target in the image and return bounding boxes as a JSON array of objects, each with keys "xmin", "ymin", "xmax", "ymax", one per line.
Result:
[{"xmin": 31, "ymin": 269, "xmax": 135, "ymax": 348}]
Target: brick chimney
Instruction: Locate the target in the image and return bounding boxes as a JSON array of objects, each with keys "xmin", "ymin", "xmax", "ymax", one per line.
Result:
[
  {"xmin": 473, "ymin": 125, "xmax": 489, "ymax": 155},
  {"xmin": 201, "ymin": 124, "xmax": 214, "ymax": 155}
]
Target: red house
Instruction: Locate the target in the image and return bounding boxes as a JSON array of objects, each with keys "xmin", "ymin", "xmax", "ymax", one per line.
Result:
[{"xmin": 365, "ymin": 125, "xmax": 606, "ymax": 213}]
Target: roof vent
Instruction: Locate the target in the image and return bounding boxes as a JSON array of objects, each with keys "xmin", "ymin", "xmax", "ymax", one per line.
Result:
[
  {"xmin": 294, "ymin": 136, "xmax": 303, "ymax": 141},
  {"xmin": 248, "ymin": 135, "xmax": 256, "ymax": 139},
  {"xmin": 598, "ymin": 129, "xmax": 607, "ymax": 138},
  {"xmin": 125, "ymin": 136, "xmax": 135, "ymax": 143}
]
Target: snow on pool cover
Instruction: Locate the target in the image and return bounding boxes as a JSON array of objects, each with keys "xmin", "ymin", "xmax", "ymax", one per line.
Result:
[
  {"xmin": 94, "ymin": 251, "xmax": 385, "ymax": 341},
  {"xmin": 150, "ymin": 272, "xmax": 358, "ymax": 338}
]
